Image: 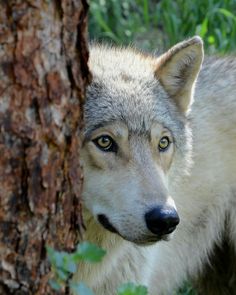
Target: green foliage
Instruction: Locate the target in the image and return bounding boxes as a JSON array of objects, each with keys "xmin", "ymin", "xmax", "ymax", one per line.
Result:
[
  {"xmin": 70, "ymin": 282, "xmax": 96, "ymax": 295},
  {"xmin": 75, "ymin": 241, "xmax": 107, "ymax": 263},
  {"xmin": 89, "ymin": 0, "xmax": 236, "ymax": 53},
  {"xmin": 47, "ymin": 242, "xmax": 147, "ymax": 295},
  {"xmin": 118, "ymin": 283, "xmax": 148, "ymax": 295},
  {"xmin": 47, "ymin": 242, "xmax": 106, "ymax": 294}
]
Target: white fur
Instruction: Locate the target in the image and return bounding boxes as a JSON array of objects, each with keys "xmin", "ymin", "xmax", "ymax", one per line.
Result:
[{"xmin": 74, "ymin": 38, "xmax": 236, "ymax": 294}]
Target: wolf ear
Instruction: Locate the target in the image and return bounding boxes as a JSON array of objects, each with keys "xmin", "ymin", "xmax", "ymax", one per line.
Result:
[{"xmin": 155, "ymin": 36, "xmax": 204, "ymax": 113}]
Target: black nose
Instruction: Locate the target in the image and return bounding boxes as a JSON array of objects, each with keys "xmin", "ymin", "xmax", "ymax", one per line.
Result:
[{"xmin": 145, "ymin": 206, "xmax": 180, "ymax": 236}]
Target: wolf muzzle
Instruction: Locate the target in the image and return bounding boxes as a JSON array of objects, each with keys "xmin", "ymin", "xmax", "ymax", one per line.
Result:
[{"xmin": 97, "ymin": 205, "xmax": 179, "ymax": 242}]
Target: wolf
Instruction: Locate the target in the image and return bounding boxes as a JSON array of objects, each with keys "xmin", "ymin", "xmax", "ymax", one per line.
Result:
[{"xmin": 74, "ymin": 36, "xmax": 236, "ymax": 295}]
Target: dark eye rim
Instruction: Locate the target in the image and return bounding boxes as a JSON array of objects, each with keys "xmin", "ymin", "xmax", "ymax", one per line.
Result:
[
  {"xmin": 92, "ymin": 135, "xmax": 118, "ymax": 153},
  {"xmin": 158, "ymin": 136, "xmax": 171, "ymax": 152}
]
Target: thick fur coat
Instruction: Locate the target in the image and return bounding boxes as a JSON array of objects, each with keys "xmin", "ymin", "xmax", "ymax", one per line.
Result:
[{"xmin": 74, "ymin": 37, "xmax": 236, "ymax": 295}]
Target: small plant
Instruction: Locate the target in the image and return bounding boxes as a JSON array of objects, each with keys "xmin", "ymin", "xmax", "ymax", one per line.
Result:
[
  {"xmin": 47, "ymin": 242, "xmax": 106, "ymax": 294},
  {"xmin": 47, "ymin": 242, "xmax": 148, "ymax": 295},
  {"xmin": 117, "ymin": 283, "xmax": 148, "ymax": 295}
]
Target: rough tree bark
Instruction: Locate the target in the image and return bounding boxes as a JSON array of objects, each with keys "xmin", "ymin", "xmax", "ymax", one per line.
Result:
[{"xmin": 0, "ymin": 1, "xmax": 90, "ymax": 294}]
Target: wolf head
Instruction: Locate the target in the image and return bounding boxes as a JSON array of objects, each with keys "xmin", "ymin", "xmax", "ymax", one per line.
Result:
[{"xmin": 81, "ymin": 37, "xmax": 203, "ymax": 245}]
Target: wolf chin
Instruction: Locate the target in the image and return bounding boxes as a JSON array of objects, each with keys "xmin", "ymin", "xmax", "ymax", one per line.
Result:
[{"xmin": 73, "ymin": 36, "xmax": 236, "ymax": 295}]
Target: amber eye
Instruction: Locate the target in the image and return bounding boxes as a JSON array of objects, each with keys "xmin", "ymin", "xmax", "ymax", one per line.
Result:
[
  {"xmin": 93, "ymin": 135, "xmax": 117, "ymax": 152},
  {"xmin": 158, "ymin": 136, "xmax": 170, "ymax": 151}
]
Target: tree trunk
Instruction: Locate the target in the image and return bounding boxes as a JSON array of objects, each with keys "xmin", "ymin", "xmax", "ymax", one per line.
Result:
[{"xmin": 0, "ymin": 1, "xmax": 90, "ymax": 294}]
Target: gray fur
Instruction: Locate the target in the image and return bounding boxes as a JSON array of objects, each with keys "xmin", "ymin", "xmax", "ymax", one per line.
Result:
[{"xmin": 74, "ymin": 37, "xmax": 236, "ymax": 295}]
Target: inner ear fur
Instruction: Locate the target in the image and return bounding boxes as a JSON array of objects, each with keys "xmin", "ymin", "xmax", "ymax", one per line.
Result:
[{"xmin": 155, "ymin": 36, "xmax": 204, "ymax": 113}]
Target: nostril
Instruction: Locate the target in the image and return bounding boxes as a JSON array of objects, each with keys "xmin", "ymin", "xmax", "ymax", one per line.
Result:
[{"xmin": 145, "ymin": 206, "xmax": 180, "ymax": 236}]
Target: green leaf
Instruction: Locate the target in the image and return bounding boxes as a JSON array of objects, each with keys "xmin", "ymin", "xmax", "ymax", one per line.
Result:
[
  {"xmin": 196, "ymin": 18, "xmax": 208, "ymax": 38},
  {"xmin": 70, "ymin": 282, "xmax": 95, "ymax": 295},
  {"xmin": 75, "ymin": 242, "xmax": 106, "ymax": 263},
  {"xmin": 117, "ymin": 283, "xmax": 148, "ymax": 295},
  {"xmin": 46, "ymin": 246, "xmax": 54, "ymax": 257},
  {"xmin": 55, "ymin": 268, "xmax": 70, "ymax": 281},
  {"xmin": 217, "ymin": 8, "xmax": 236, "ymax": 21},
  {"xmin": 46, "ymin": 246, "xmax": 65, "ymax": 269},
  {"xmin": 62, "ymin": 252, "xmax": 77, "ymax": 274},
  {"xmin": 48, "ymin": 279, "xmax": 62, "ymax": 291},
  {"xmin": 207, "ymin": 35, "xmax": 215, "ymax": 44}
]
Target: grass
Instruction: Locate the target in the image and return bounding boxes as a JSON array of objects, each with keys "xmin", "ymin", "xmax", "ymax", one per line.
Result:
[{"xmin": 89, "ymin": 0, "xmax": 236, "ymax": 53}]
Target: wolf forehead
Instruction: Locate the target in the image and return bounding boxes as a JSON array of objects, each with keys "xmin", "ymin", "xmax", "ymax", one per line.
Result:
[{"xmin": 84, "ymin": 45, "xmax": 187, "ymax": 140}]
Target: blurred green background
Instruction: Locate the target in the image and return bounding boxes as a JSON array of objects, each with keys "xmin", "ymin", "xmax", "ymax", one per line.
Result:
[
  {"xmin": 88, "ymin": 1, "xmax": 236, "ymax": 294},
  {"xmin": 89, "ymin": 0, "xmax": 236, "ymax": 54}
]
